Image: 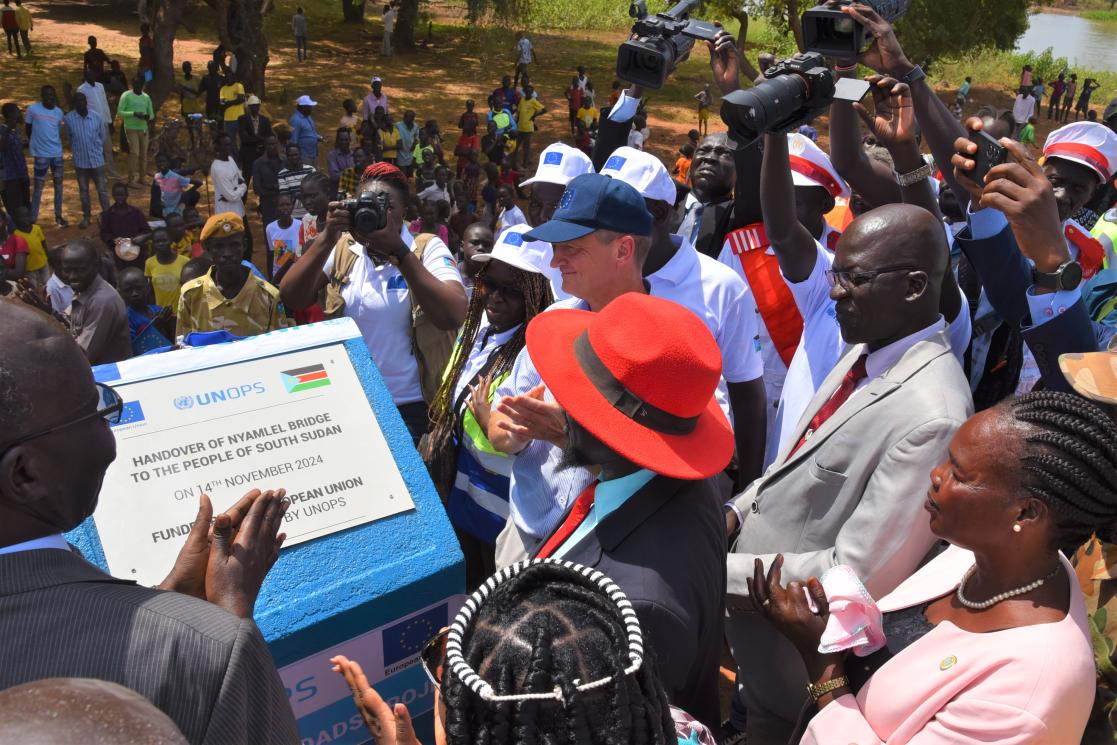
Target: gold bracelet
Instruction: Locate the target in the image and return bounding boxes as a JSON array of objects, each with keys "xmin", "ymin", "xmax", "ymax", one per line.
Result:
[{"xmin": 806, "ymin": 675, "xmax": 849, "ymax": 703}]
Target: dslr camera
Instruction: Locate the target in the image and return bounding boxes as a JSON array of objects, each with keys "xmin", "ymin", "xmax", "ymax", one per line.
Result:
[
  {"xmin": 802, "ymin": 0, "xmax": 909, "ymax": 57},
  {"xmin": 616, "ymin": 0, "xmax": 719, "ymax": 91},
  {"xmin": 341, "ymin": 191, "xmax": 391, "ymax": 234}
]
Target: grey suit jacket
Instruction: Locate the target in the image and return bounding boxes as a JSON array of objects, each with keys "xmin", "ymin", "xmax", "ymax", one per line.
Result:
[
  {"xmin": 728, "ymin": 330, "xmax": 974, "ymax": 606},
  {"xmin": 0, "ymin": 548, "xmax": 299, "ymax": 745}
]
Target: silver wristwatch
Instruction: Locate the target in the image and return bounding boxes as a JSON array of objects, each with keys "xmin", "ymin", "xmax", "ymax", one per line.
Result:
[{"xmin": 894, "ymin": 162, "xmax": 934, "ymax": 187}]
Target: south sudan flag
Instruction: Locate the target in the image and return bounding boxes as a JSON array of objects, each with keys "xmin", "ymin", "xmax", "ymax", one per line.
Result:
[{"xmin": 281, "ymin": 364, "xmax": 331, "ymax": 393}]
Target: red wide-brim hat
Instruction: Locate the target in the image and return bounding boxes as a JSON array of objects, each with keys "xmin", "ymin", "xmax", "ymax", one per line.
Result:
[{"xmin": 527, "ymin": 306, "xmax": 734, "ymax": 481}]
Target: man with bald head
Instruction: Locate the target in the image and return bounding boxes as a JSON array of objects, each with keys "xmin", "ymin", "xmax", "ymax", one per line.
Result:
[
  {"xmin": 721, "ymin": 199, "xmax": 974, "ymax": 743},
  {"xmin": 0, "ymin": 678, "xmax": 187, "ymax": 744},
  {"xmin": 0, "ymin": 299, "xmax": 298, "ymax": 745}
]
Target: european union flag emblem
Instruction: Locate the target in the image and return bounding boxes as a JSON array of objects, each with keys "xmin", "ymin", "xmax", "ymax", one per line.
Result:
[
  {"xmin": 543, "ymin": 151, "xmax": 563, "ymax": 166},
  {"xmin": 112, "ymin": 401, "xmax": 145, "ymax": 427},
  {"xmin": 382, "ymin": 603, "xmax": 449, "ymax": 666},
  {"xmin": 558, "ymin": 187, "xmax": 576, "ymax": 210},
  {"xmin": 504, "ymin": 231, "xmax": 524, "ymax": 246},
  {"xmin": 604, "ymin": 155, "xmax": 627, "ymax": 171}
]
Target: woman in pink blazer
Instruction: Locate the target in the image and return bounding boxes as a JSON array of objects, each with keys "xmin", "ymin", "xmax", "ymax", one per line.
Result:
[{"xmin": 749, "ymin": 391, "xmax": 1117, "ymax": 744}]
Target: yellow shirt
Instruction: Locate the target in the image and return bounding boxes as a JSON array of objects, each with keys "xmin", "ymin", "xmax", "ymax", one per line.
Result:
[
  {"xmin": 176, "ymin": 269, "xmax": 285, "ymax": 338},
  {"xmin": 380, "ymin": 127, "xmax": 401, "ymax": 160},
  {"xmin": 14, "ymin": 224, "xmax": 47, "ymax": 272},
  {"xmin": 145, "ymin": 254, "xmax": 190, "ymax": 308},
  {"xmin": 170, "ymin": 230, "xmax": 199, "ymax": 257},
  {"xmin": 220, "ymin": 83, "xmax": 246, "ymax": 122},
  {"xmin": 516, "ymin": 97, "xmax": 545, "ymax": 133}
]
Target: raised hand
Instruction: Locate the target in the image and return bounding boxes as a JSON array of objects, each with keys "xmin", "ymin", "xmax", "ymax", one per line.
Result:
[
  {"xmin": 158, "ymin": 493, "xmax": 215, "ymax": 600},
  {"xmin": 466, "ymin": 373, "xmax": 494, "ymax": 435},
  {"xmin": 331, "ymin": 656, "xmax": 424, "ymax": 745},
  {"xmin": 854, "ymin": 75, "xmax": 916, "ymax": 150},
  {"xmin": 205, "ymin": 489, "xmax": 289, "ymax": 618},
  {"xmin": 494, "ymin": 383, "xmax": 568, "ymax": 449},
  {"xmin": 844, "ymin": 2, "xmax": 913, "ymax": 78},
  {"xmin": 981, "ymin": 140, "xmax": 1067, "ymax": 273},
  {"xmin": 747, "ymin": 554, "xmax": 830, "ymax": 660},
  {"xmin": 707, "ymin": 26, "xmax": 741, "ymax": 95}
]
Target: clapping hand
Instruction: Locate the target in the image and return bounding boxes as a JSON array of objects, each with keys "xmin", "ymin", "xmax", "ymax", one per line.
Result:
[
  {"xmin": 854, "ymin": 75, "xmax": 917, "ymax": 150},
  {"xmin": 159, "ymin": 489, "xmax": 289, "ymax": 618},
  {"xmin": 466, "ymin": 373, "xmax": 494, "ymax": 435},
  {"xmin": 748, "ymin": 555, "xmax": 833, "ymax": 665},
  {"xmin": 494, "ymin": 383, "xmax": 568, "ymax": 449},
  {"xmin": 330, "ymin": 656, "xmax": 425, "ymax": 745}
]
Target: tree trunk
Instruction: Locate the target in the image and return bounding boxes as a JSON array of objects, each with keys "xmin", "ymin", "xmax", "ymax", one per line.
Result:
[
  {"xmin": 148, "ymin": 0, "xmax": 188, "ymax": 111},
  {"xmin": 393, "ymin": 0, "xmax": 418, "ymax": 50},
  {"xmin": 734, "ymin": 11, "xmax": 761, "ymax": 83},
  {"xmin": 341, "ymin": 0, "xmax": 364, "ymax": 22},
  {"xmin": 787, "ymin": 0, "xmax": 805, "ymax": 53},
  {"xmin": 213, "ymin": 0, "xmax": 270, "ymax": 99}
]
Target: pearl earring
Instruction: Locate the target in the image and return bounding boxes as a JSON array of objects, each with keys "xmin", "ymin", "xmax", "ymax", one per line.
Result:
[{"xmin": 1013, "ymin": 524, "xmax": 1022, "ymax": 533}]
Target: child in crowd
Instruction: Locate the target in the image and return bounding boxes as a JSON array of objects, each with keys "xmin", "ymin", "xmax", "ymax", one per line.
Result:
[
  {"xmin": 1019, "ymin": 115, "xmax": 1037, "ymax": 146},
  {"xmin": 419, "ymin": 166, "xmax": 452, "ymax": 207},
  {"xmin": 0, "ymin": 212, "xmax": 28, "ymax": 292},
  {"xmin": 610, "ymin": 79, "xmax": 621, "ymax": 108},
  {"xmin": 153, "ymin": 152, "xmax": 202, "ymax": 218},
  {"xmin": 144, "ymin": 227, "xmax": 189, "ymax": 309},
  {"xmin": 100, "ymin": 182, "xmax": 149, "ymax": 270},
  {"xmin": 178, "ymin": 255, "xmax": 212, "ymax": 286},
  {"xmin": 298, "ymin": 171, "xmax": 332, "ymax": 249},
  {"xmin": 951, "ymin": 94, "xmax": 965, "ymax": 121},
  {"xmin": 459, "ymin": 99, "xmax": 479, "ymax": 133},
  {"xmin": 495, "ymin": 184, "xmax": 526, "ymax": 232},
  {"xmin": 166, "ymin": 211, "xmax": 203, "ymax": 258},
  {"xmin": 455, "ymin": 120, "xmax": 480, "ymax": 179},
  {"xmin": 694, "ymin": 82, "xmax": 712, "ymax": 136},
  {"xmin": 339, "ymin": 99, "xmax": 360, "ymax": 133},
  {"xmin": 480, "ymin": 161, "xmax": 500, "ymax": 227},
  {"xmin": 577, "ymin": 94, "xmax": 598, "ymax": 133},
  {"xmin": 266, "ymin": 193, "xmax": 302, "ymax": 280},
  {"xmin": 675, "ymin": 143, "xmax": 694, "ymax": 185},
  {"xmin": 11, "ymin": 205, "xmax": 48, "ymax": 286},
  {"xmin": 566, "ymin": 76, "xmax": 582, "ymax": 135},
  {"xmin": 574, "ymin": 119, "xmax": 592, "ymax": 156},
  {"xmin": 410, "ymin": 199, "xmax": 449, "ymax": 244},
  {"xmin": 118, "ymin": 266, "xmax": 173, "ymax": 355},
  {"xmin": 462, "ymin": 151, "xmax": 481, "ymax": 205}
]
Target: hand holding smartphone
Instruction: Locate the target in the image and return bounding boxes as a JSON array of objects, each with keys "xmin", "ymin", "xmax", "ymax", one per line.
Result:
[{"xmin": 967, "ymin": 130, "xmax": 1008, "ymax": 185}]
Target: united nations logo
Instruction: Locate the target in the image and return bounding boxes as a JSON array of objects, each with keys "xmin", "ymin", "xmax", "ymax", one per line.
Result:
[{"xmin": 173, "ymin": 396, "xmax": 195, "ymax": 410}]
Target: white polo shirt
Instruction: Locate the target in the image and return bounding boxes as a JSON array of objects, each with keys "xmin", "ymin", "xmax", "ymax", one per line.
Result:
[{"xmin": 323, "ymin": 227, "xmax": 463, "ymax": 405}]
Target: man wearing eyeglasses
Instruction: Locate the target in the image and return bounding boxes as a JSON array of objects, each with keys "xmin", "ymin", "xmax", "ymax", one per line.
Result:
[
  {"xmin": 720, "ymin": 193, "xmax": 976, "ymax": 741},
  {"xmin": 0, "ymin": 299, "xmax": 299, "ymax": 745}
]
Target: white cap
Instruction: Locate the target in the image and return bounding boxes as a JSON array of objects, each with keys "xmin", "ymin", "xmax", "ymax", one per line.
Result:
[
  {"xmin": 371, "ymin": 76, "xmax": 382, "ymax": 84},
  {"xmin": 245, "ymin": 94, "xmax": 261, "ymax": 106},
  {"xmin": 295, "ymin": 94, "xmax": 318, "ymax": 107},
  {"xmin": 787, "ymin": 132, "xmax": 849, "ymax": 199},
  {"xmin": 473, "ymin": 224, "xmax": 553, "ymax": 276},
  {"xmin": 598, "ymin": 146, "xmax": 677, "ymax": 204},
  {"xmin": 1044, "ymin": 121, "xmax": 1117, "ymax": 183},
  {"xmin": 520, "ymin": 143, "xmax": 593, "ymax": 187}
]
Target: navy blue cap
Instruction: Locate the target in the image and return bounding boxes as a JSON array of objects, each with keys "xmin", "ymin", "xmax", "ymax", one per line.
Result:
[{"xmin": 524, "ymin": 172, "xmax": 653, "ymax": 243}]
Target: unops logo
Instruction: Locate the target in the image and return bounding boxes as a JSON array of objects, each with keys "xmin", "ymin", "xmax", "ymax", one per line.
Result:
[{"xmin": 174, "ymin": 382, "xmax": 267, "ymax": 410}]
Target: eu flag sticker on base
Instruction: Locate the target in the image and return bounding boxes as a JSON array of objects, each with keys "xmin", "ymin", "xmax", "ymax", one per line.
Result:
[
  {"xmin": 382, "ymin": 602, "xmax": 449, "ymax": 667},
  {"xmin": 111, "ymin": 401, "xmax": 145, "ymax": 427},
  {"xmin": 282, "ymin": 364, "xmax": 331, "ymax": 393}
]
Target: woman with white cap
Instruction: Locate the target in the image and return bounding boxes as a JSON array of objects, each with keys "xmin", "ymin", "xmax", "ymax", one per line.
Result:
[{"xmin": 421, "ymin": 224, "xmax": 554, "ymax": 588}]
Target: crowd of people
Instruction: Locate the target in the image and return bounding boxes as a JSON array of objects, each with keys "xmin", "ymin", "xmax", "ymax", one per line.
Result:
[{"xmin": 8, "ymin": 3, "xmax": 1117, "ymax": 745}]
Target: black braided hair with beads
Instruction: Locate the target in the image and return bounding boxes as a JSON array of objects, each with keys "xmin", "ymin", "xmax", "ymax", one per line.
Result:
[
  {"xmin": 441, "ymin": 562, "xmax": 675, "ymax": 745},
  {"xmin": 1008, "ymin": 391, "xmax": 1117, "ymax": 550},
  {"xmin": 421, "ymin": 261, "xmax": 553, "ymax": 463}
]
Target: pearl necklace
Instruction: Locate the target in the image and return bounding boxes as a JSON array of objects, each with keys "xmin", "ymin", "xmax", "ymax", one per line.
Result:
[{"xmin": 955, "ymin": 564, "xmax": 1061, "ymax": 610}]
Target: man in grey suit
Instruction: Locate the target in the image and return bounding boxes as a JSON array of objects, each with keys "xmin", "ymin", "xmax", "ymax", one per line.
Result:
[
  {"xmin": 722, "ymin": 199, "xmax": 974, "ymax": 743},
  {"xmin": 0, "ymin": 299, "xmax": 299, "ymax": 745}
]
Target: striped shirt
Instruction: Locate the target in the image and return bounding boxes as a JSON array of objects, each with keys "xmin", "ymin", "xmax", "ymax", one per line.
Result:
[{"xmin": 64, "ymin": 109, "xmax": 105, "ymax": 170}]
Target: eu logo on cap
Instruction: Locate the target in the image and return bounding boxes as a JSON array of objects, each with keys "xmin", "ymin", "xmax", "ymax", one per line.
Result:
[
  {"xmin": 604, "ymin": 155, "xmax": 627, "ymax": 171},
  {"xmin": 558, "ymin": 187, "xmax": 577, "ymax": 210},
  {"xmin": 504, "ymin": 232, "xmax": 525, "ymax": 246},
  {"xmin": 544, "ymin": 151, "xmax": 564, "ymax": 166}
]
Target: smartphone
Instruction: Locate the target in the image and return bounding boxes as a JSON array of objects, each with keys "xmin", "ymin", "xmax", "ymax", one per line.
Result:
[{"xmin": 968, "ymin": 130, "xmax": 1007, "ymax": 184}]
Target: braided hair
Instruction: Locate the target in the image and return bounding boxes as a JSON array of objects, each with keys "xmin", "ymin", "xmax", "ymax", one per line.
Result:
[
  {"xmin": 442, "ymin": 562, "xmax": 675, "ymax": 745},
  {"xmin": 1006, "ymin": 391, "xmax": 1117, "ymax": 550},
  {"xmin": 422, "ymin": 261, "xmax": 553, "ymax": 462}
]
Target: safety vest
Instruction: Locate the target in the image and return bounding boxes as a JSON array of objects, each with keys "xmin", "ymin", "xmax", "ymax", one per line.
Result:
[
  {"xmin": 1093, "ymin": 208, "xmax": 1117, "ymax": 269},
  {"xmin": 725, "ymin": 223, "xmax": 803, "ymax": 367}
]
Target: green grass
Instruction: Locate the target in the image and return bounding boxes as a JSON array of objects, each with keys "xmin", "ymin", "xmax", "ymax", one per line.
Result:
[
  {"xmin": 1082, "ymin": 9, "xmax": 1117, "ymax": 21},
  {"xmin": 933, "ymin": 46, "xmax": 1117, "ymax": 99}
]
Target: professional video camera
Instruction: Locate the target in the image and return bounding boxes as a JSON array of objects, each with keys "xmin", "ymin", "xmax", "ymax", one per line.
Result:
[
  {"xmin": 341, "ymin": 191, "xmax": 391, "ymax": 234},
  {"xmin": 720, "ymin": 52, "xmax": 870, "ymax": 148},
  {"xmin": 801, "ymin": 0, "xmax": 909, "ymax": 57},
  {"xmin": 616, "ymin": 0, "xmax": 719, "ymax": 91}
]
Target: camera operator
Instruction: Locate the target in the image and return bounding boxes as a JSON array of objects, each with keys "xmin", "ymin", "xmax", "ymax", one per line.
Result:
[
  {"xmin": 950, "ymin": 121, "xmax": 1108, "ymax": 393},
  {"xmin": 279, "ymin": 162, "xmax": 467, "ymax": 444}
]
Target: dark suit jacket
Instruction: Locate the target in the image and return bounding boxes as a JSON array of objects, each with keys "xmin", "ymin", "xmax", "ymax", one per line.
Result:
[
  {"xmin": 0, "ymin": 549, "xmax": 299, "ymax": 745},
  {"xmin": 955, "ymin": 222, "xmax": 1097, "ymax": 393},
  {"xmin": 532, "ymin": 475, "xmax": 726, "ymax": 729},
  {"xmin": 237, "ymin": 113, "xmax": 274, "ymax": 166}
]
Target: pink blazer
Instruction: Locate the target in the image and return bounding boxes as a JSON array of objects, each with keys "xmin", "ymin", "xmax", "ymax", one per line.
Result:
[{"xmin": 801, "ymin": 545, "xmax": 1094, "ymax": 745}]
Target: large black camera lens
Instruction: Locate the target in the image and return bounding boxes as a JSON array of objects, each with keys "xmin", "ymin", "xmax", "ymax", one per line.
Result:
[
  {"xmin": 616, "ymin": 38, "xmax": 671, "ymax": 90},
  {"xmin": 720, "ymin": 73, "xmax": 810, "ymax": 143}
]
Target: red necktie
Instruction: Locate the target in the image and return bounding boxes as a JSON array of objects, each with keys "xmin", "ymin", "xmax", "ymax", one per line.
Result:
[
  {"xmin": 787, "ymin": 354, "xmax": 869, "ymax": 461},
  {"xmin": 535, "ymin": 483, "xmax": 597, "ymax": 559}
]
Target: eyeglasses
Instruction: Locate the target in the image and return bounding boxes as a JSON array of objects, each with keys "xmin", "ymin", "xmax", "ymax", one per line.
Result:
[
  {"xmin": 825, "ymin": 264, "xmax": 918, "ymax": 291},
  {"xmin": 420, "ymin": 628, "xmax": 449, "ymax": 693},
  {"xmin": 0, "ymin": 382, "xmax": 123, "ymax": 453},
  {"xmin": 476, "ymin": 276, "xmax": 524, "ymax": 299}
]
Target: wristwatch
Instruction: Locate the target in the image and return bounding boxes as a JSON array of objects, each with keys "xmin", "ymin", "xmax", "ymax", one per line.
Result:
[
  {"xmin": 806, "ymin": 675, "xmax": 849, "ymax": 703},
  {"xmin": 1032, "ymin": 260, "xmax": 1083, "ymax": 291},
  {"xmin": 899, "ymin": 65, "xmax": 925, "ymax": 86},
  {"xmin": 894, "ymin": 162, "xmax": 934, "ymax": 187}
]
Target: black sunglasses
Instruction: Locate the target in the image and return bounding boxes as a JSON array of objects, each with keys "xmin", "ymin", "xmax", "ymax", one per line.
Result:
[
  {"xmin": 420, "ymin": 629, "xmax": 449, "ymax": 693},
  {"xmin": 476, "ymin": 276, "xmax": 524, "ymax": 299},
  {"xmin": 0, "ymin": 382, "xmax": 123, "ymax": 453}
]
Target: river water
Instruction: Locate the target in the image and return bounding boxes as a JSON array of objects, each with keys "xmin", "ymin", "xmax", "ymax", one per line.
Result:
[{"xmin": 1015, "ymin": 12, "xmax": 1117, "ymax": 71}]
